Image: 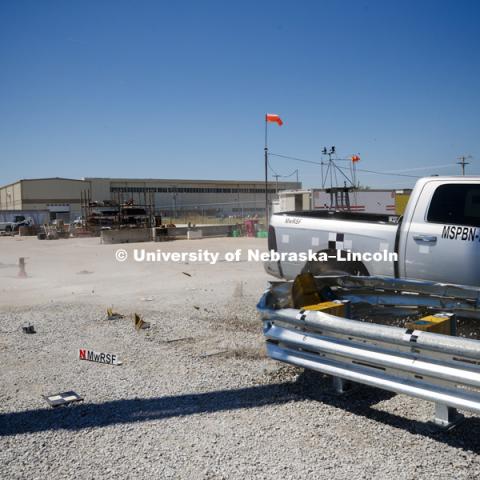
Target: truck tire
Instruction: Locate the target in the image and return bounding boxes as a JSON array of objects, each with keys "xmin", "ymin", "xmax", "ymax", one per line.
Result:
[
  {"xmin": 5, "ymin": 225, "xmax": 12, "ymax": 232},
  {"xmin": 301, "ymin": 249, "xmax": 369, "ymax": 277}
]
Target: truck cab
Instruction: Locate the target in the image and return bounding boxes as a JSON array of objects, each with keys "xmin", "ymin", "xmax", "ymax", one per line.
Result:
[
  {"xmin": 267, "ymin": 176, "xmax": 480, "ymax": 288},
  {"xmin": 398, "ymin": 177, "xmax": 480, "ymax": 285}
]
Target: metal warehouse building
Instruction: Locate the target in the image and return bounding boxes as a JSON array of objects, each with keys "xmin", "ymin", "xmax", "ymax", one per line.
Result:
[
  {"xmin": 0, "ymin": 177, "xmax": 301, "ymax": 221},
  {"xmin": 0, "ymin": 178, "xmax": 87, "ymax": 222}
]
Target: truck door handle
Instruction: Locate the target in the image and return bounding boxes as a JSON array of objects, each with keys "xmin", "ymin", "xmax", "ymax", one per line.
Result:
[{"xmin": 413, "ymin": 235, "xmax": 437, "ymax": 243}]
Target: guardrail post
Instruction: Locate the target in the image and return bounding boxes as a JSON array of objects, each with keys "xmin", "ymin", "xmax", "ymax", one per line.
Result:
[
  {"xmin": 433, "ymin": 403, "xmax": 464, "ymax": 429},
  {"xmin": 332, "ymin": 376, "xmax": 354, "ymax": 395}
]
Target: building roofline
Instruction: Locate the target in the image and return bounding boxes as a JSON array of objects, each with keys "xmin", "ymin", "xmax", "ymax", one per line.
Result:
[
  {"xmin": 21, "ymin": 177, "xmax": 87, "ymax": 183},
  {"xmin": 84, "ymin": 177, "xmax": 299, "ymax": 186},
  {"xmin": 0, "ymin": 180, "xmax": 22, "ymax": 189},
  {"xmin": 0, "ymin": 177, "xmax": 88, "ymax": 190},
  {"xmin": 1, "ymin": 176, "xmax": 301, "ymax": 191}
]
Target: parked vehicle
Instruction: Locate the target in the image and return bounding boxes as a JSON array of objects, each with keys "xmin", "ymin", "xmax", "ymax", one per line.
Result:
[
  {"xmin": 266, "ymin": 176, "xmax": 480, "ymax": 287},
  {"xmin": 0, "ymin": 215, "xmax": 32, "ymax": 232}
]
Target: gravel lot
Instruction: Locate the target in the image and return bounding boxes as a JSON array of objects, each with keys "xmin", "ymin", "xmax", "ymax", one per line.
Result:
[{"xmin": 1, "ymin": 236, "xmax": 480, "ymax": 479}]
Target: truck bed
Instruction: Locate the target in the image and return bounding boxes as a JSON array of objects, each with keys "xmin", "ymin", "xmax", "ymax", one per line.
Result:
[{"xmin": 276, "ymin": 210, "xmax": 400, "ymax": 224}]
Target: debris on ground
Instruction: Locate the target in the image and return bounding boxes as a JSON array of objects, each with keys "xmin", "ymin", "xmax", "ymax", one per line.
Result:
[
  {"xmin": 134, "ymin": 312, "xmax": 150, "ymax": 330},
  {"xmin": 22, "ymin": 324, "xmax": 35, "ymax": 334},
  {"xmin": 200, "ymin": 349, "xmax": 229, "ymax": 358},
  {"xmin": 79, "ymin": 348, "xmax": 122, "ymax": 366},
  {"xmin": 164, "ymin": 336, "xmax": 194, "ymax": 344},
  {"xmin": 106, "ymin": 307, "xmax": 124, "ymax": 320},
  {"xmin": 43, "ymin": 391, "xmax": 83, "ymax": 407}
]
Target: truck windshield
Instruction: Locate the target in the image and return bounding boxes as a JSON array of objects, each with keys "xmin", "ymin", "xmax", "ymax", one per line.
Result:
[{"xmin": 427, "ymin": 184, "xmax": 480, "ymax": 227}]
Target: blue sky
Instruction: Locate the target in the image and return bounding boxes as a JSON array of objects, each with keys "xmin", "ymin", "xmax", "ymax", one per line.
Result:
[{"xmin": 1, "ymin": 0, "xmax": 479, "ymax": 188}]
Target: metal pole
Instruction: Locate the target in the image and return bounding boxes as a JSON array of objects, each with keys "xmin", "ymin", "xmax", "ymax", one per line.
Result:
[
  {"xmin": 329, "ymin": 156, "xmax": 333, "ymax": 189},
  {"xmin": 274, "ymin": 174, "xmax": 280, "ymax": 193},
  {"xmin": 457, "ymin": 155, "xmax": 471, "ymax": 176},
  {"xmin": 264, "ymin": 117, "xmax": 269, "ymax": 224}
]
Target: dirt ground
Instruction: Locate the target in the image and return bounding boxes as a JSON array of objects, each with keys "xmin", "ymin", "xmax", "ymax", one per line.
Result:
[
  {"xmin": 0, "ymin": 236, "xmax": 270, "ymax": 308},
  {"xmin": 2, "ymin": 236, "xmax": 480, "ymax": 480}
]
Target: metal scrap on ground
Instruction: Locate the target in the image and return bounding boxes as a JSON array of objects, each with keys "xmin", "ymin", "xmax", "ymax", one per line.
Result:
[
  {"xmin": 43, "ymin": 391, "xmax": 83, "ymax": 407},
  {"xmin": 106, "ymin": 307, "xmax": 124, "ymax": 320},
  {"xmin": 134, "ymin": 312, "xmax": 150, "ymax": 330}
]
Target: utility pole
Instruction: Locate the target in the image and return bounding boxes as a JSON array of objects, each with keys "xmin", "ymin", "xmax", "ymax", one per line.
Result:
[
  {"xmin": 457, "ymin": 155, "xmax": 472, "ymax": 176},
  {"xmin": 273, "ymin": 174, "xmax": 280, "ymax": 193}
]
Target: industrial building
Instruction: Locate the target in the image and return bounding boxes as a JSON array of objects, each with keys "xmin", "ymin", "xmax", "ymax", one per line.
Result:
[
  {"xmin": 0, "ymin": 177, "xmax": 301, "ymax": 221},
  {"xmin": 0, "ymin": 178, "xmax": 87, "ymax": 222}
]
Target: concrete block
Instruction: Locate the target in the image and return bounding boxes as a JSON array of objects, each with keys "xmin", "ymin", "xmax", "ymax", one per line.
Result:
[
  {"xmin": 187, "ymin": 229, "xmax": 203, "ymax": 240},
  {"xmin": 101, "ymin": 228, "xmax": 152, "ymax": 244}
]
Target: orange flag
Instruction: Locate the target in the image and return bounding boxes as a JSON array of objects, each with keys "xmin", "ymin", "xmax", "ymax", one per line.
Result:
[
  {"xmin": 351, "ymin": 155, "xmax": 360, "ymax": 162},
  {"xmin": 265, "ymin": 113, "xmax": 283, "ymax": 126}
]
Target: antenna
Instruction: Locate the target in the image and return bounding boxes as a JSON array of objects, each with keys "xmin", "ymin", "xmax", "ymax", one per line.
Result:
[
  {"xmin": 320, "ymin": 146, "xmax": 354, "ymax": 189},
  {"xmin": 319, "ymin": 146, "xmax": 361, "ymax": 211}
]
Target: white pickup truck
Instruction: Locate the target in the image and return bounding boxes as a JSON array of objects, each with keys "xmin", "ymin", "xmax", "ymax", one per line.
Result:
[{"xmin": 266, "ymin": 176, "xmax": 480, "ymax": 287}]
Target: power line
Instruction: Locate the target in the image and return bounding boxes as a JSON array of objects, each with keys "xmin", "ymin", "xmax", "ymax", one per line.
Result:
[
  {"xmin": 269, "ymin": 152, "xmax": 322, "ymax": 166},
  {"xmin": 267, "ymin": 159, "xmax": 299, "ymax": 182},
  {"xmin": 279, "ymin": 169, "xmax": 299, "ymax": 179},
  {"xmin": 387, "ymin": 163, "xmax": 458, "ymax": 173},
  {"xmin": 337, "ymin": 165, "xmax": 420, "ymax": 179},
  {"xmin": 269, "ymin": 152, "xmax": 421, "ymax": 178},
  {"xmin": 267, "ymin": 159, "xmax": 280, "ymax": 177}
]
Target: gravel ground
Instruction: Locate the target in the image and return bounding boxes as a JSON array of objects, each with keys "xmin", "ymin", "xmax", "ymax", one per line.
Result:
[{"xmin": 1, "ymin": 237, "xmax": 480, "ymax": 479}]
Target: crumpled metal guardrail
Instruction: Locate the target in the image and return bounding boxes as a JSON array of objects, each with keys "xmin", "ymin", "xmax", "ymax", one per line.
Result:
[
  {"xmin": 258, "ymin": 286, "xmax": 480, "ymax": 428},
  {"xmin": 268, "ymin": 275, "xmax": 480, "ymax": 319}
]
